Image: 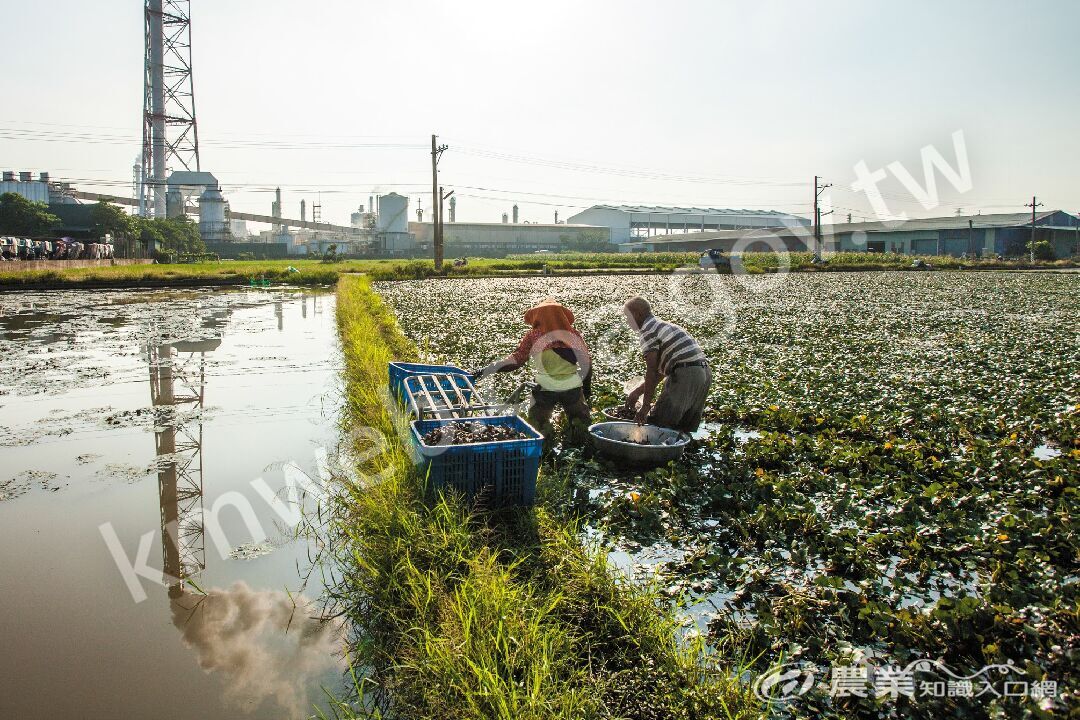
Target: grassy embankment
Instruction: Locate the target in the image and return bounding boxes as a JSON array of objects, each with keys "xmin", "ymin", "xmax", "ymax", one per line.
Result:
[
  {"xmin": 2, "ymin": 252, "xmax": 1074, "ymax": 289},
  {"xmin": 325, "ymin": 275, "xmax": 759, "ymax": 719}
]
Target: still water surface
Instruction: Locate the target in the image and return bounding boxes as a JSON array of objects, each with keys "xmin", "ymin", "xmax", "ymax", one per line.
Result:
[{"xmin": 0, "ymin": 287, "xmax": 348, "ymax": 719}]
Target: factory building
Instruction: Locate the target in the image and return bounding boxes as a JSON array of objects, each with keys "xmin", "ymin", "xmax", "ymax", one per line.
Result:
[
  {"xmin": 566, "ymin": 204, "xmax": 808, "ymax": 245},
  {"xmin": 623, "ymin": 210, "xmax": 1080, "ymax": 258},
  {"xmin": 408, "ymin": 221, "xmax": 610, "ymax": 257},
  {"xmin": 1, "ymin": 170, "xmax": 78, "ymax": 206}
]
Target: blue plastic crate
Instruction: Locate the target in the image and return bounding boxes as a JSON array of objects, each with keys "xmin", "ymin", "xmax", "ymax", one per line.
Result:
[
  {"xmin": 410, "ymin": 415, "xmax": 543, "ymax": 506},
  {"xmin": 388, "ymin": 362, "xmax": 470, "ymax": 404}
]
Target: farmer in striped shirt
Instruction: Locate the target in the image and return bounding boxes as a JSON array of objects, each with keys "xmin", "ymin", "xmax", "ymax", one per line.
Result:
[{"xmin": 622, "ymin": 296, "xmax": 711, "ymax": 432}]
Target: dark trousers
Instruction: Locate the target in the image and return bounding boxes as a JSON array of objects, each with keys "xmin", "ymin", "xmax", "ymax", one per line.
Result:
[{"xmin": 528, "ymin": 385, "xmax": 591, "ymax": 435}]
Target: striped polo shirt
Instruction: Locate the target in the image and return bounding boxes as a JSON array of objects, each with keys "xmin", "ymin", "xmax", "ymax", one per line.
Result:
[{"xmin": 638, "ymin": 316, "xmax": 707, "ymax": 376}]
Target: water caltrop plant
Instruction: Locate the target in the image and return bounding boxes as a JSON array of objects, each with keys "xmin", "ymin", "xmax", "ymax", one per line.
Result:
[{"xmin": 376, "ymin": 271, "xmax": 1079, "ymax": 719}]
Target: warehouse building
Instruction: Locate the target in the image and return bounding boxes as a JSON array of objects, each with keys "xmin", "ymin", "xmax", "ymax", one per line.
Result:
[
  {"xmin": 566, "ymin": 204, "xmax": 808, "ymax": 245},
  {"xmin": 408, "ymin": 221, "xmax": 609, "ymax": 257},
  {"xmin": 624, "ymin": 210, "xmax": 1080, "ymax": 258}
]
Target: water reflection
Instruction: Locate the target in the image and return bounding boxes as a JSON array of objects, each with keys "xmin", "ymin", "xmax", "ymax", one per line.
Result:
[
  {"xmin": 152, "ymin": 337, "xmax": 216, "ymax": 596},
  {"xmin": 170, "ymin": 583, "xmax": 344, "ymax": 718},
  {"xmin": 148, "ymin": 293, "xmax": 346, "ymax": 716},
  {"xmin": 0, "ymin": 287, "xmax": 346, "ymax": 719}
]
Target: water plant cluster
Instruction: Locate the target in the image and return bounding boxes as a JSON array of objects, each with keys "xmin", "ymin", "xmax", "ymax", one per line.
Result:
[{"xmin": 376, "ymin": 271, "xmax": 1078, "ymax": 719}]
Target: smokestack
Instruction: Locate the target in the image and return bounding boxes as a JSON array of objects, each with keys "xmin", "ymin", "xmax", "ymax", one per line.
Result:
[
  {"xmin": 502, "ymin": 213, "xmax": 508, "ymax": 224},
  {"xmin": 300, "ymin": 199, "xmax": 306, "ymax": 222},
  {"xmin": 554, "ymin": 210, "xmax": 559, "ymax": 224},
  {"xmin": 147, "ymin": 0, "xmax": 167, "ymax": 217},
  {"xmin": 417, "ymin": 208, "xmax": 423, "ymax": 222},
  {"xmin": 512, "ymin": 204, "xmax": 519, "ymax": 224},
  {"xmin": 449, "ymin": 196, "xmax": 456, "ymax": 222}
]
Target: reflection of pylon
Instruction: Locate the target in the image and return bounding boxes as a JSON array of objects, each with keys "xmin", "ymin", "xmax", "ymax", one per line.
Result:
[{"xmin": 149, "ymin": 343, "xmax": 206, "ymax": 598}]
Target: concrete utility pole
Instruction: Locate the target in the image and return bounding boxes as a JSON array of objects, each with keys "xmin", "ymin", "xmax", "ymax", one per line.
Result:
[
  {"xmin": 1026, "ymin": 196, "xmax": 1043, "ymax": 262},
  {"xmin": 430, "ymin": 135, "xmax": 448, "ymax": 270},
  {"xmin": 813, "ymin": 176, "xmax": 832, "ymax": 261},
  {"xmin": 440, "ymin": 187, "xmax": 454, "ymax": 256}
]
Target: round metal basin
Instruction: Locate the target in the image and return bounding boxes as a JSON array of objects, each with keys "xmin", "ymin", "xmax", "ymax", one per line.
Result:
[
  {"xmin": 601, "ymin": 406, "xmax": 636, "ymax": 422},
  {"xmin": 588, "ymin": 421, "xmax": 691, "ymax": 465}
]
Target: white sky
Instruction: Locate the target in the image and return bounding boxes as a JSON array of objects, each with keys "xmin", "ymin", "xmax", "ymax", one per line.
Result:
[{"xmin": 2, "ymin": 0, "xmax": 1078, "ymax": 228}]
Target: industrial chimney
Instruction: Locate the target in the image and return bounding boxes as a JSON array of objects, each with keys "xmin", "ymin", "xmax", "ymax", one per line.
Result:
[
  {"xmin": 301, "ymin": 199, "xmax": 306, "ymax": 222},
  {"xmin": 512, "ymin": 204, "xmax": 519, "ymax": 224},
  {"xmin": 449, "ymin": 195, "xmax": 456, "ymax": 222},
  {"xmin": 554, "ymin": 210, "xmax": 559, "ymax": 224},
  {"xmin": 272, "ymin": 187, "xmax": 282, "ymax": 234},
  {"xmin": 502, "ymin": 213, "xmax": 508, "ymax": 224}
]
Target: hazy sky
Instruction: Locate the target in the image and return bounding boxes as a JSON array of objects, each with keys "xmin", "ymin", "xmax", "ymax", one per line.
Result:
[{"xmin": 2, "ymin": 0, "xmax": 1078, "ymax": 228}]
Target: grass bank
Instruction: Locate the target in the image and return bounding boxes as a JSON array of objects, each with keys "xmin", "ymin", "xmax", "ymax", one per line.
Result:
[
  {"xmin": 3, "ymin": 253, "xmax": 1074, "ymax": 289},
  {"xmin": 326, "ymin": 275, "xmax": 759, "ymax": 720}
]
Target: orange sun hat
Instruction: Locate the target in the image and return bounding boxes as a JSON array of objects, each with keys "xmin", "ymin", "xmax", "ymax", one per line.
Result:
[{"xmin": 523, "ymin": 298, "xmax": 575, "ymax": 333}]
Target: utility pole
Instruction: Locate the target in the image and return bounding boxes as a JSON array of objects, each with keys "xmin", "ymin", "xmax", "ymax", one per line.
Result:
[
  {"xmin": 1025, "ymin": 196, "xmax": 1043, "ymax": 262},
  {"xmin": 440, "ymin": 187, "xmax": 454, "ymax": 259},
  {"xmin": 431, "ymin": 134, "xmax": 448, "ymax": 271},
  {"xmin": 813, "ymin": 176, "xmax": 832, "ymax": 261}
]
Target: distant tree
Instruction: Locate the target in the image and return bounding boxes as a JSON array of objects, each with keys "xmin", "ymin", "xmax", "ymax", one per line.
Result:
[
  {"xmin": 560, "ymin": 230, "xmax": 614, "ymax": 253},
  {"xmin": 1030, "ymin": 240, "xmax": 1056, "ymax": 262},
  {"xmin": 321, "ymin": 243, "xmax": 340, "ymax": 263},
  {"xmin": 133, "ymin": 216, "xmax": 166, "ymax": 253},
  {"xmin": 90, "ymin": 202, "xmax": 135, "ymax": 240},
  {"xmin": 132, "ymin": 215, "xmax": 204, "ymax": 257},
  {"xmin": 158, "ymin": 216, "xmax": 205, "ymax": 255},
  {"xmin": 0, "ymin": 192, "xmax": 60, "ymax": 236}
]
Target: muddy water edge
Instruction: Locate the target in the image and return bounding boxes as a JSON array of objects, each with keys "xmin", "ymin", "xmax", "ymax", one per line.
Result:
[{"xmin": 0, "ymin": 287, "xmax": 350, "ymax": 720}]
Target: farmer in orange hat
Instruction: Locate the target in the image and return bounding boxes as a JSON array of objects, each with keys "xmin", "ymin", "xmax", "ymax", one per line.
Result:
[{"xmin": 474, "ymin": 297, "xmax": 592, "ymax": 436}]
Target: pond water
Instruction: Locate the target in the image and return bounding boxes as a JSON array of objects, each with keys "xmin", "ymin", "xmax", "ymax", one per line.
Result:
[{"xmin": 0, "ymin": 288, "xmax": 347, "ymax": 720}]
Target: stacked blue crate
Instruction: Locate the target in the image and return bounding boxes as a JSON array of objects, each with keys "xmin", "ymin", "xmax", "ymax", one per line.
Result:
[{"xmin": 388, "ymin": 362, "xmax": 470, "ymax": 403}]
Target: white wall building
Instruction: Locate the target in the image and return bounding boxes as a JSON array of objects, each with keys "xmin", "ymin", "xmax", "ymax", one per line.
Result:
[
  {"xmin": 1, "ymin": 171, "xmax": 54, "ymax": 204},
  {"xmin": 566, "ymin": 204, "xmax": 809, "ymax": 244}
]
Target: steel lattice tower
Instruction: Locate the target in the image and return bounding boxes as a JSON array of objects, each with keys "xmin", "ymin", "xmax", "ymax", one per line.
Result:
[{"xmin": 140, "ymin": 0, "xmax": 201, "ymax": 217}]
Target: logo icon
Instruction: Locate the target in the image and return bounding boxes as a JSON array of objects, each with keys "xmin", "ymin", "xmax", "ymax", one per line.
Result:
[{"xmin": 753, "ymin": 663, "xmax": 816, "ymax": 703}]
